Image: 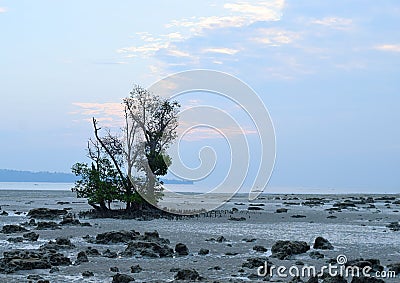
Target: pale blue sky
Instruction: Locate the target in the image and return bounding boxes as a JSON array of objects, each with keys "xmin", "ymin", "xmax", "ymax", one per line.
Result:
[{"xmin": 0, "ymin": 1, "xmax": 399, "ymax": 192}]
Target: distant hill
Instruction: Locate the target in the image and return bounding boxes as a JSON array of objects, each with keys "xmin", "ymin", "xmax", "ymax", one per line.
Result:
[
  {"xmin": 0, "ymin": 169, "xmax": 77, "ymax": 183},
  {"xmin": 0, "ymin": 169, "xmax": 193, "ymax": 184}
]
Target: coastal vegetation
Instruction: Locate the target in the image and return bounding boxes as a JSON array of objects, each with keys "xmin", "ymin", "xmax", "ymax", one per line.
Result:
[{"xmin": 71, "ymin": 85, "xmax": 180, "ymax": 213}]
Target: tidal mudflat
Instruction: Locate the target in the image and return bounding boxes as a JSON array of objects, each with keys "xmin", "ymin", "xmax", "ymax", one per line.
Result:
[{"xmin": 0, "ymin": 190, "xmax": 399, "ymax": 282}]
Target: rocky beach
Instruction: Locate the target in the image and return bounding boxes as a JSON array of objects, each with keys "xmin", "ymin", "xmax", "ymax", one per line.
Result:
[{"xmin": 0, "ymin": 189, "xmax": 399, "ymax": 282}]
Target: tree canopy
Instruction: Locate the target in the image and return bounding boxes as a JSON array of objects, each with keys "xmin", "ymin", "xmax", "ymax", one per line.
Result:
[{"xmin": 72, "ymin": 85, "xmax": 180, "ymax": 212}]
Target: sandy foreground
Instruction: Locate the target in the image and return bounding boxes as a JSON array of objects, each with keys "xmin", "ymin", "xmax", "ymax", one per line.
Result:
[{"xmin": 0, "ymin": 190, "xmax": 399, "ymax": 283}]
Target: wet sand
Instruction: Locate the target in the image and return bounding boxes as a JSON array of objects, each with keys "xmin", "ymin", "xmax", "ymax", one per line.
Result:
[{"xmin": 0, "ymin": 190, "xmax": 399, "ymax": 282}]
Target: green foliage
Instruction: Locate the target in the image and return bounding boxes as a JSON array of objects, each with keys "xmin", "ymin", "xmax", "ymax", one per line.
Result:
[{"xmin": 71, "ymin": 158, "xmax": 122, "ymax": 207}]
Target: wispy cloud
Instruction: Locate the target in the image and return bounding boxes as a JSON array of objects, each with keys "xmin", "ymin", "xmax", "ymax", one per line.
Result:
[
  {"xmin": 310, "ymin": 17, "xmax": 353, "ymax": 30},
  {"xmin": 252, "ymin": 28, "xmax": 300, "ymax": 46},
  {"xmin": 374, "ymin": 44, "xmax": 400, "ymax": 53},
  {"xmin": 0, "ymin": 7, "xmax": 7, "ymax": 13},
  {"xmin": 202, "ymin": 48, "xmax": 239, "ymax": 55},
  {"xmin": 117, "ymin": 1, "xmax": 284, "ymax": 59},
  {"xmin": 72, "ymin": 102, "xmax": 124, "ymax": 127}
]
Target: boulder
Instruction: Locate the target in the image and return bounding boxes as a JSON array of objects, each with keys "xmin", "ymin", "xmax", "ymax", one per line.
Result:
[
  {"xmin": 0, "ymin": 249, "xmax": 71, "ymax": 273},
  {"xmin": 174, "ymin": 269, "xmax": 203, "ymax": 281},
  {"xmin": 36, "ymin": 221, "xmax": 61, "ymax": 230},
  {"xmin": 23, "ymin": 232, "xmax": 39, "ymax": 241},
  {"xmin": 102, "ymin": 249, "xmax": 118, "ymax": 258},
  {"xmin": 82, "ymin": 270, "xmax": 94, "ymax": 277},
  {"xmin": 85, "ymin": 247, "xmax": 100, "ymax": 256},
  {"xmin": 27, "ymin": 208, "xmax": 67, "ymax": 219},
  {"xmin": 175, "ymin": 243, "xmax": 189, "ymax": 256},
  {"xmin": 313, "ymin": 237, "xmax": 334, "ymax": 250},
  {"xmin": 122, "ymin": 241, "xmax": 173, "ymax": 258},
  {"xmin": 276, "ymin": 208, "xmax": 288, "ymax": 213},
  {"xmin": 95, "ymin": 230, "xmax": 139, "ymax": 244},
  {"xmin": 110, "ymin": 266, "xmax": 119, "ymax": 272},
  {"xmin": 112, "ymin": 273, "xmax": 135, "ymax": 283},
  {"xmin": 271, "ymin": 240, "xmax": 310, "ymax": 260},
  {"xmin": 198, "ymin": 248, "xmax": 209, "ymax": 255},
  {"xmin": 309, "ymin": 251, "xmax": 324, "ymax": 259},
  {"xmin": 253, "ymin": 245, "xmax": 268, "ymax": 252},
  {"xmin": 1, "ymin": 224, "xmax": 28, "ymax": 234},
  {"xmin": 387, "ymin": 262, "xmax": 400, "ymax": 273},
  {"xmin": 7, "ymin": 237, "xmax": 24, "ymax": 243},
  {"xmin": 350, "ymin": 277, "xmax": 385, "ymax": 283},
  {"xmin": 40, "ymin": 237, "xmax": 75, "ymax": 250},
  {"xmin": 130, "ymin": 264, "xmax": 142, "ymax": 273},
  {"xmin": 345, "ymin": 258, "xmax": 383, "ymax": 273},
  {"xmin": 322, "ymin": 275, "xmax": 347, "ymax": 283},
  {"xmin": 75, "ymin": 251, "xmax": 88, "ymax": 265}
]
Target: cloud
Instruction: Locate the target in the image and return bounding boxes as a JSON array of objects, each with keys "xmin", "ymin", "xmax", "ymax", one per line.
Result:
[
  {"xmin": 72, "ymin": 102, "xmax": 123, "ymax": 116},
  {"xmin": 117, "ymin": 1, "xmax": 284, "ymax": 59},
  {"xmin": 310, "ymin": 17, "xmax": 353, "ymax": 30},
  {"xmin": 202, "ymin": 48, "xmax": 239, "ymax": 55},
  {"xmin": 252, "ymin": 28, "xmax": 300, "ymax": 46},
  {"xmin": 374, "ymin": 44, "xmax": 400, "ymax": 53},
  {"xmin": 167, "ymin": 1, "xmax": 284, "ymax": 34},
  {"xmin": 0, "ymin": 7, "xmax": 6, "ymax": 13}
]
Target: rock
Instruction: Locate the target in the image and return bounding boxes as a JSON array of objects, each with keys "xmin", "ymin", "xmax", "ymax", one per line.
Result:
[
  {"xmin": 49, "ymin": 266, "xmax": 59, "ymax": 273},
  {"xmin": 130, "ymin": 264, "xmax": 142, "ymax": 273},
  {"xmin": 56, "ymin": 201, "xmax": 70, "ymax": 205},
  {"xmin": 345, "ymin": 258, "xmax": 383, "ymax": 273},
  {"xmin": 271, "ymin": 240, "xmax": 310, "ymax": 260},
  {"xmin": 291, "ymin": 214, "xmax": 307, "ymax": 218},
  {"xmin": 85, "ymin": 247, "xmax": 100, "ymax": 256},
  {"xmin": 60, "ymin": 214, "xmax": 81, "ymax": 226},
  {"xmin": 175, "ymin": 243, "xmax": 189, "ymax": 256},
  {"xmin": 276, "ymin": 208, "xmax": 288, "ymax": 213},
  {"xmin": 112, "ymin": 273, "xmax": 135, "ymax": 283},
  {"xmin": 82, "ymin": 270, "xmax": 94, "ymax": 277},
  {"xmin": 0, "ymin": 211, "xmax": 8, "ymax": 216},
  {"xmin": 7, "ymin": 237, "xmax": 24, "ymax": 243},
  {"xmin": 40, "ymin": 237, "xmax": 75, "ymax": 250},
  {"xmin": 386, "ymin": 222, "xmax": 400, "ymax": 231},
  {"xmin": 198, "ymin": 248, "xmax": 209, "ymax": 255},
  {"xmin": 327, "ymin": 215, "xmax": 337, "ymax": 219},
  {"xmin": 1, "ymin": 224, "xmax": 29, "ymax": 234},
  {"xmin": 309, "ymin": 251, "xmax": 324, "ymax": 259},
  {"xmin": 248, "ymin": 206, "xmax": 263, "ymax": 210},
  {"xmin": 102, "ymin": 249, "xmax": 118, "ymax": 258},
  {"xmin": 0, "ymin": 249, "xmax": 71, "ymax": 273},
  {"xmin": 350, "ymin": 277, "xmax": 385, "ymax": 283},
  {"xmin": 387, "ymin": 262, "xmax": 400, "ymax": 273},
  {"xmin": 75, "ymin": 251, "xmax": 88, "ymax": 265},
  {"xmin": 242, "ymin": 257, "xmax": 271, "ymax": 269},
  {"xmin": 36, "ymin": 221, "xmax": 61, "ymax": 230},
  {"xmin": 253, "ymin": 245, "xmax": 268, "ymax": 252},
  {"xmin": 110, "ymin": 266, "xmax": 119, "ymax": 272},
  {"xmin": 313, "ymin": 237, "xmax": 334, "ymax": 250},
  {"xmin": 307, "ymin": 277, "xmax": 318, "ymax": 283},
  {"xmin": 228, "ymin": 217, "xmax": 246, "ymax": 221},
  {"xmin": 27, "ymin": 208, "xmax": 67, "ymax": 219},
  {"xmin": 242, "ymin": 238, "xmax": 257, "ymax": 243},
  {"xmin": 23, "ymin": 232, "xmax": 39, "ymax": 241},
  {"xmin": 216, "ymin": 236, "xmax": 226, "ymax": 242},
  {"xmin": 122, "ymin": 241, "xmax": 174, "ymax": 258},
  {"xmin": 322, "ymin": 275, "xmax": 347, "ymax": 283},
  {"xmin": 95, "ymin": 230, "xmax": 140, "ymax": 244},
  {"xmin": 174, "ymin": 269, "xmax": 203, "ymax": 281}
]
